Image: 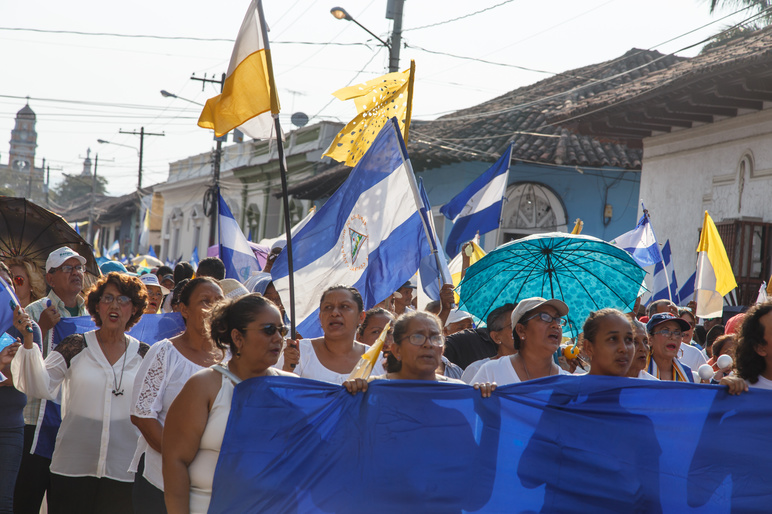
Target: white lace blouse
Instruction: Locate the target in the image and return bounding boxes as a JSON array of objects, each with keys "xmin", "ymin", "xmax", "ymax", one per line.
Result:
[
  {"xmin": 130, "ymin": 339, "xmax": 208, "ymax": 490},
  {"xmin": 11, "ymin": 330, "xmax": 147, "ymax": 482}
]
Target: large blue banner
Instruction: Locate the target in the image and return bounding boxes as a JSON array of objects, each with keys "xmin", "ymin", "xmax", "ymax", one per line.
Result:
[{"xmin": 210, "ymin": 375, "xmax": 772, "ymax": 513}]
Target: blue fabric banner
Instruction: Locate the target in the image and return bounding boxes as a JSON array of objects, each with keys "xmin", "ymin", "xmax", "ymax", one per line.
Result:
[{"xmin": 210, "ymin": 375, "xmax": 772, "ymax": 514}]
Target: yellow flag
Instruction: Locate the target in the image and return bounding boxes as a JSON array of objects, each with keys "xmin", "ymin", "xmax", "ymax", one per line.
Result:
[
  {"xmin": 348, "ymin": 322, "xmax": 391, "ymax": 380},
  {"xmin": 571, "ymin": 218, "xmax": 584, "ymax": 234},
  {"xmin": 695, "ymin": 211, "xmax": 737, "ymax": 318},
  {"xmin": 324, "ymin": 61, "xmax": 415, "ymax": 167},
  {"xmin": 448, "ymin": 241, "xmax": 486, "ymax": 303},
  {"xmin": 198, "ymin": 0, "xmax": 280, "ymax": 139}
]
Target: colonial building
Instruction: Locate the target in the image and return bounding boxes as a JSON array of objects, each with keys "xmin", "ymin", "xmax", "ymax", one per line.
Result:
[
  {"xmin": 0, "ymin": 103, "xmax": 46, "ymax": 203},
  {"xmin": 556, "ymin": 26, "xmax": 772, "ymax": 305}
]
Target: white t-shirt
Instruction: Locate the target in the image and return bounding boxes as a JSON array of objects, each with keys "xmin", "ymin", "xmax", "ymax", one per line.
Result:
[
  {"xmin": 471, "ymin": 356, "xmax": 570, "ymax": 385},
  {"xmin": 12, "ymin": 330, "xmax": 145, "ymax": 482},
  {"xmin": 746, "ymin": 375, "xmax": 772, "ymax": 390},
  {"xmin": 461, "ymin": 357, "xmax": 491, "ymax": 384},
  {"xmin": 130, "ymin": 339, "xmax": 209, "ymax": 490},
  {"xmin": 679, "ymin": 342, "xmax": 708, "ymax": 372},
  {"xmin": 276, "ymin": 339, "xmax": 386, "ymax": 385},
  {"xmin": 637, "ymin": 370, "xmax": 659, "ymax": 380}
]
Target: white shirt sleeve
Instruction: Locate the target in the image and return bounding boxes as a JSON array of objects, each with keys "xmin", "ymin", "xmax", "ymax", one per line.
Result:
[
  {"xmin": 470, "ymin": 360, "xmax": 495, "ymax": 385},
  {"xmin": 131, "ymin": 341, "xmax": 169, "ymax": 419},
  {"xmin": 11, "ymin": 344, "xmax": 67, "ymax": 401}
]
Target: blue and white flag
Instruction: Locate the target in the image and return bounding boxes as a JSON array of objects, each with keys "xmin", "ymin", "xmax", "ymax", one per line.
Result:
[
  {"xmin": 271, "ymin": 118, "xmax": 431, "ymax": 337},
  {"xmin": 190, "ymin": 246, "xmax": 200, "ymax": 270},
  {"xmin": 148, "ymin": 246, "xmax": 158, "ymax": 259},
  {"xmin": 106, "ymin": 240, "xmax": 120, "ymax": 258},
  {"xmin": 649, "ymin": 239, "xmax": 680, "ymax": 304},
  {"xmin": 417, "ymin": 178, "xmax": 452, "ymax": 301},
  {"xmin": 440, "ymin": 144, "xmax": 512, "ymax": 258},
  {"xmin": 678, "ymin": 271, "xmax": 696, "ymax": 306},
  {"xmin": 611, "ymin": 211, "xmax": 661, "ymax": 268},
  {"xmin": 219, "ymin": 193, "xmax": 262, "ymax": 283}
]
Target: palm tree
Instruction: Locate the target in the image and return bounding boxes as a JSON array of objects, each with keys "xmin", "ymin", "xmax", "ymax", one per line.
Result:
[{"xmin": 708, "ymin": 0, "xmax": 772, "ymax": 21}]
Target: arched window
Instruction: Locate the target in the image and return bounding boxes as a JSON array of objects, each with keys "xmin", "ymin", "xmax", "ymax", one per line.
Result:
[
  {"xmin": 246, "ymin": 203, "xmax": 261, "ymax": 241},
  {"xmin": 500, "ymin": 182, "xmax": 567, "ymax": 243}
]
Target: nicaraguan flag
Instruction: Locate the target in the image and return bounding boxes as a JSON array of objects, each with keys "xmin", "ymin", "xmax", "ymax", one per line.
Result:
[
  {"xmin": 649, "ymin": 240, "xmax": 680, "ymax": 304},
  {"xmin": 417, "ymin": 178, "xmax": 451, "ymax": 301},
  {"xmin": 190, "ymin": 246, "xmax": 200, "ymax": 270},
  {"xmin": 271, "ymin": 118, "xmax": 430, "ymax": 337},
  {"xmin": 106, "ymin": 240, "xmax": 120, "ymax": 258},
  {"xmin": 219, "ymin": 193, "xmax": 262, "ymax": 283},
  {"xmin": 611, "ymin": 212, "xmax": 661, "ymax": 268},
  {"xmin": 678, "ymin": 271, "xmax": 696, "ymax": 306},
  {"xmin": 440, "ymin": 144, "xmax": 511, "ymax": 258}
]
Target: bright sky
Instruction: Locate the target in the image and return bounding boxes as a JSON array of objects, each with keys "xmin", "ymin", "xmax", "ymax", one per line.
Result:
[{"xmin": 0, "ymin": 0, "xmax": 755, "ymax": 196}]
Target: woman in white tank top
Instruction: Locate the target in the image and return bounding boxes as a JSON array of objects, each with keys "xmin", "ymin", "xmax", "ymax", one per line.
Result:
[{"xmin": 162, "ymin": 293, "xmax": 296, "ymax": 514}]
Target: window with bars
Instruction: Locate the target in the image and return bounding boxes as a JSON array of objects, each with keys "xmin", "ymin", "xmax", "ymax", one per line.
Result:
[{"xmin": 714, "ymin": 219, "xmax": 772, "ymax": 306}]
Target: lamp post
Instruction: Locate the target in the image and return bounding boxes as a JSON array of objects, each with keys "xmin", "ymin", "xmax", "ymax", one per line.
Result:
[
  {"xmin": 160, "ymin": 90, "xmax": 204, "ymax": 106},
  {"xmin": 330, "ymin": 3, "xmax": 404, "ymax": 72}
]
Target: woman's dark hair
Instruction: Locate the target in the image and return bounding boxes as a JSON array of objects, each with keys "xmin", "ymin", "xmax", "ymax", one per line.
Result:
[
  {"xmin": 170, "ymin": 278, "xmax": 190, "ymax": 309},
  {"xmin": 706, "ymin": 324, "xmax": 725, "ymax": 349},
  {"xmin": 487, "ymin": 303, "xmax": 515, "ymax": 332},
  {"xmin": 178, "ymin": 277, "xmax": 221, "ymax": 307},
  {"xmin": 319, "ymin": 284, "xmax": 364, "ymax": 313},
  {"xmin": 678, "ymin": 308, "xmax": 696, "ymax": 326},
  {"xmin": 711, "ymin": 334, "xmax": 736, "ymax": 358},
  {"xmin": 173, "ymin": 262, "xmax": 195, "ymax": 283},
  {"xmin": 357, "ymin": 307, "xmax": 394, "ymax": 338},
  {"xmin": 735, "ymin": 302, "xmax": 772, "ymax": 383},
  {"xmin": 208, "ymin": 293, "xmax": 276, "ymax": 355},
  {"xmin": 582, "ymin": 308, "xmax": 630, "ymax": 345},
  {"xmin": 386, "ymin": 311, "xmax": 443, "ymax": 373},
  {"xmin": 85, "ymin": 272, "xmax": 148, "ymax": 329}
]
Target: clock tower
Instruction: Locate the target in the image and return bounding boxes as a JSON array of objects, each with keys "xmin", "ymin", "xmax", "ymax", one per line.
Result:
[{"xmin": 9, "ymin": 102, "xmax": 37, "ymax": 173}]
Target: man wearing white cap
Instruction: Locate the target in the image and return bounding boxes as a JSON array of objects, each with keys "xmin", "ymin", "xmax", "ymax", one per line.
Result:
[
  {"xmin": 18, "ymin": 246, "xmax": 89, "ymax": 513},
  {"xmin": 139, "ymin": 274, "xmax": 171, "ymax": 314}
]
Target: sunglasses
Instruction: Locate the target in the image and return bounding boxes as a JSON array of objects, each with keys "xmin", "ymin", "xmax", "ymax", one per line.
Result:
[
  {"xmin": 254, "ymin": 324, "xmax": 289, "ymax": 338},
  {"xmin": 13, "ymin": 276, "xmax": 25, "ymax": 287}
]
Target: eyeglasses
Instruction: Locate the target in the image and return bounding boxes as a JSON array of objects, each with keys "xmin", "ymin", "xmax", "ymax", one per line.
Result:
[
  {"xmin": 400, "ymin": 333, "xmax": 444, "ymax": 347},
  {"xmin": 523, "ymin": 312, "xmax": 567, "ymax": 327},
  {"xmin": 256, "ymin": 324, "xmax": 289, "ymax": 337},
  {"xmin": 13, "ymin": 276, "xmax": 25, "ymax": 287},
  {"xmin": 55, "ymin": 264, "xmax": 85, "ymax": 274},
  {"xmin": 653, "ymin": 329, "xmax": 682, "ymax": 339},
  {"xmin": 100, "ymin": 294, "xmax": 132, "ymax": 306}
]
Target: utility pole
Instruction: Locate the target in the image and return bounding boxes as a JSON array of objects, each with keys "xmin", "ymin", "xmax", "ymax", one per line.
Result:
[
  {"xmin": 45, "ymin": 165, "xmax": 50, "ymax": 207},
  {"xmin": 87, "ymin": 154, "xmax": 98, "ymax": 244},
  {"xmin": 191, "ymin": 73, "xmax": 226, "ymax": 247},
  {"xmin": 119, "ymin": 127, "xmax": 163, "ymax": 255},
  {"xmin": 119, "ymin": 127, "xmax": 164, "ymax": 190},
  {"xmin": 386, "ymin": 0, "xmax": 405, "ymax": 73}
]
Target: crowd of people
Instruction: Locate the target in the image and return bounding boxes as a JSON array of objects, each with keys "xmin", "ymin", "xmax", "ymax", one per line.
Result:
[{"xmin": 0, "ymin": 244, "xmax": 770, "ymax": 513}]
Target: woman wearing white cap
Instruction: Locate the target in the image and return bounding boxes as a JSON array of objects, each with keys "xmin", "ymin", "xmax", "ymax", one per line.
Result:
[
  {"xmin": 471, "ymin": 297, "xmax": 572, "ymax": 385},
  {"xmin": 140, "ymin": 274, "xmax": 170, "ymax": 315}
]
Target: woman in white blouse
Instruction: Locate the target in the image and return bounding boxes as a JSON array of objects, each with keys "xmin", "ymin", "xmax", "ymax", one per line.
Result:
[
  {"xmin": 130, "ymin": 277, "xmax": 224, "ymax": 513},
  {"xmin": 12, "ymin": 272, "xmax": 149, "ymax": 514}
]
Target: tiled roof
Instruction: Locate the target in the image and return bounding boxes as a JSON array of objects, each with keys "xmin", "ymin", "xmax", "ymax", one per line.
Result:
[
  {"xmin": 407, "ymin": 48, "xmax": 685, "ymax": 171},
  {"xmin": 554, "ymin": 26, "xmax": 772, "ymax": 137}
]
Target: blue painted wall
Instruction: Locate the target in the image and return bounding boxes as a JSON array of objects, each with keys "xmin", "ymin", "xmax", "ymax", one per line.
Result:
[{"xmin": 417, "ymin": 161, "xmax": 641, "ymax": 245}]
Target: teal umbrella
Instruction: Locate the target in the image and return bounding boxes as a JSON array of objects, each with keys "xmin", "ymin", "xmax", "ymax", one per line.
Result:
[{"xmin": 457, "ymin": 232, "xmax": 646, "ymax": 336}]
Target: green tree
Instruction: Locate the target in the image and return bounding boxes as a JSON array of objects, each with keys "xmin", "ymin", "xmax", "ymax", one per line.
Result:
[
  {"xmin": 708, "ymin": 0, "xmax": 772, "ymax": 22},
  {"xmin": 52, "ymin": 173, "xmax": 109, "ymax": 205}
]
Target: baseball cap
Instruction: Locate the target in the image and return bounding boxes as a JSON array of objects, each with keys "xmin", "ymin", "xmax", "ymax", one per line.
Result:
[
  {"xmin": 399, "ymin": 280, "xmax": 417, "ymax": 290},
  {"xmin": 444, "ymin": 308, "xmax": 473, "ymax": 327},
  {"xmin": 100, "ymin": 260, "xmax": 136, "ymax": 276},
  {"xmin": 219, "ymin": 278, "xmax": 249, "ymax": 300},
  {"xmin": 511, "ymin": 297, "xmax": 569, "ymax": 327},
  {"xmin": 139, "ymin": 273, "xmax": 170, "ymax": 295},
  {"xmin": 46, "ymin": 247, "xmax": 86, "ymax": 272},
  {"xmin": 645, "ymin": 312, "xmax": 690, "ymax": 334}
]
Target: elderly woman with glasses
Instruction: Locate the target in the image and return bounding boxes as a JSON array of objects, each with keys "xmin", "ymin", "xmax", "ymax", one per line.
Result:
[
  {"xmin": 645, "ymin": 313, "xmax": 695, "ymax": 382},
  {"xmin": 12, "ymin": 272, "xmax": 150, "ymax": 514},
  {"xmin": 471, "ymin": 297, "xmax": 573, "ymax": 385}
]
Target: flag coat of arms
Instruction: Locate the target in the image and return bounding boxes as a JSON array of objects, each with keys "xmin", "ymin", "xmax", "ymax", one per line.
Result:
[{"xmin": 271, "ymin": 118, "xmax": 431, "ymax": 337}]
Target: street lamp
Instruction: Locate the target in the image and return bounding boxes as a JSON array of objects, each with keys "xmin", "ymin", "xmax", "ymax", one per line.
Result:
[
  {"xmin": 330, "ymin": 3, "xmax": 404, "ymax": 72},
  {"xmin": 160, "ymin": 90, "xmax": 204, "ymax": 106},
  {"xmin": 97, "ymin": 139, "xmax": 139, "ymax": 155}
]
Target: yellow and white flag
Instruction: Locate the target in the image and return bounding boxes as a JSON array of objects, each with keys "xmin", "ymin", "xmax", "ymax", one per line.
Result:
[
  {"xmin": 324, "ymin": 61, "xmax": 415, "ymax": 167},
  {"xmin": 198, "ymin": 0, "xmax": 280, "ymax": 140},
  {"xmin": 695, "ymin": 211, "xmax": 737, "ymax": 318},
  {"xmin": 448, "ymin": 239, "xmax": 486, "ymax": 304}
]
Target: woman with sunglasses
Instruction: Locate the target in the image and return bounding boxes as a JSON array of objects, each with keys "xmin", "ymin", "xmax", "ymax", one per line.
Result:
[
  {"xmin": 471, "ymin": 297, "xmax": 573, "ymax": 385},
  {"xmin": 645, "ymin": 313, "xmax": 695, "ymax": 382},
  {"xmin": 163, "ymin": 293, "xmax": 295, "ymax": 514},
  {"xmin": 12, "ymin": 272, "xmax": 149, "ymax": 513},
  {"xmin": 129, "ymin": 277, "xmax": 224, "ymax": 514},
  {"xmin": 278, "ymin": 285, "xmax": 385, "ymax": 384}
]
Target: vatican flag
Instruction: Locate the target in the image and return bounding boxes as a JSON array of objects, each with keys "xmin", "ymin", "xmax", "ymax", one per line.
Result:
[
  {"xmin": 198, "ymin": 0, "xmax": 280, "ymax": 140},
  {"xmin": 324, "ymin": 60, "xmax": 415, "ymax": 167},
  {"xmin": 695, "ymin": 211, "xmax": 737, "ymax": 319}
]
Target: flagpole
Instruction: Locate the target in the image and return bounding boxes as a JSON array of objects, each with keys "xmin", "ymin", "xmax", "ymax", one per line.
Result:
[
  {"xmin": 643, "ymin": 201, "xmax": 672, "ymax": 302},
  {"xmin": 493, "ymin": 143, "xmax": 513, "ymax": 248}
]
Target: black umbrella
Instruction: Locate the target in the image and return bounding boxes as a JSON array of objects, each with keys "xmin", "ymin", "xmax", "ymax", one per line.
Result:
[{"xmin": 0, "ymin": 197, "xmax": 100, "ymax": 277}]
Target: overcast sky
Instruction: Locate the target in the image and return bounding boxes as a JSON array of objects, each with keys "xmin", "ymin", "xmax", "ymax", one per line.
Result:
[{"xmin": 0, "ymin": 0, "xmax": 754, "ymax": 196}]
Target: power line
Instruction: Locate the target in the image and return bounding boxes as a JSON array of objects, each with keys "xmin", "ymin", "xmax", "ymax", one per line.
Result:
[{"xmin": 402, "ymin": 0, "xmax": 518, "ymax": 32}]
